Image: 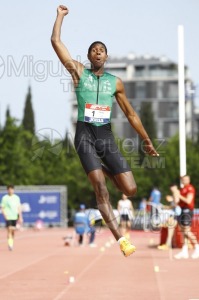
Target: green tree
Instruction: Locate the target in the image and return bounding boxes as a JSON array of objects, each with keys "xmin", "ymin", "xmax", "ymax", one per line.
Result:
[
  {"xmin": 63, "ymin": 130, "xmax": 75, "ymax": 158},
  {"xmin": 6, "ymin": 106, "xmax": 10, "ymax": 119},
  {"xmin": 22, "ymin": 86, "xmax": 35, "ymax": 134},
  {"xmin": 4, "ymin": 106, "xmax": 11, "ymax": 128},
  {"xmin": 0, "ymin": 117, "xmax": 37, "ymax": 185}
]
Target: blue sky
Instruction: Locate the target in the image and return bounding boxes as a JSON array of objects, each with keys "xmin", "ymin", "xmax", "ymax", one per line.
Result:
[{"xmin": 0, "ymin": 0, "xmax": 199, "ymax": 138}]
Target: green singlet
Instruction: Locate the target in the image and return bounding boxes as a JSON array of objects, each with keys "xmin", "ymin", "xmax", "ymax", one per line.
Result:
[{"xmin": 75, "ymin": 69, "xmax": 117, "ymax": 126}]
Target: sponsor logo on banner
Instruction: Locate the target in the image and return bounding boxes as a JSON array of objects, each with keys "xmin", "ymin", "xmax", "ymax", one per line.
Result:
[
  {"xmin": 38, "ymin": 210, "xmax": 58, "ymax": 219},
  {"xmin": 22, "ymin": 203, "xmax": 31, "ymax": 212},
  {"xmin": 38, "ymin": 195, "xmax": 58, "ymax": 204}
]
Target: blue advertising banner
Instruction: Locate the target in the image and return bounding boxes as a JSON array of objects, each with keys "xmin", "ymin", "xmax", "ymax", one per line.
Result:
[{"xmin": 0, "ymin": 191, "xmax": 61, "ymax": 224}]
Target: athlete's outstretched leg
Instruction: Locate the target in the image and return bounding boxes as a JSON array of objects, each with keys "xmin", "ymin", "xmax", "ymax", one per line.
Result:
[
  {"xmin": 88, "ymin": 169, "xmax": 121, "ymax": 240},
  {"xmin": 88, "ymin": 169, "xmax": 136, "ymax": 256}
]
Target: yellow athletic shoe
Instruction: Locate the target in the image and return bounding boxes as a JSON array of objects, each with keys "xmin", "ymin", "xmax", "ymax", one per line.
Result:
[
  {"xmin": 119, "ymin": 237, "xmax": 136, "ymax": 257},
  {"xmin": 157, "ymin": 244, "xmax": 170, "ymax": 250}
]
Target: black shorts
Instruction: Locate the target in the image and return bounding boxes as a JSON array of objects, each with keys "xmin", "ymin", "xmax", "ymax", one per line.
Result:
[
  {"xmin": 6, "ymin": 220, "xmax": 17, "ymax": 227},
  {"xmin": 74, "ymin": 121, "xmax": 131, "ymax": 175},
  {"xmin": 120, "ymin": 214, "xmax": 130, "ymax": 222},
  {"xmin": 177, "ymin": 208, "xmax": 193, "ymax": 227}
]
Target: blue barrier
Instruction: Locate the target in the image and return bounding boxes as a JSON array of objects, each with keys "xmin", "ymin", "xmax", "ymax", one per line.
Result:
[{"xmin": 0, "ymin": 191, "xmax": 61, "ymax": 225}]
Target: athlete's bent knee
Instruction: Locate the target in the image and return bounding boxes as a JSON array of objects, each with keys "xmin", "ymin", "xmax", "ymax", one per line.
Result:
[{"xmin": 124, "ymin": 184, "xmax": 137, "ymax": 197}]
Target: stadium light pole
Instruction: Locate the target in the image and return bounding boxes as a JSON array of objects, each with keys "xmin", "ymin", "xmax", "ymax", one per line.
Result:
[{"xmin": 178, "ymin": 25, "xmax": 187, "ymax": 177}]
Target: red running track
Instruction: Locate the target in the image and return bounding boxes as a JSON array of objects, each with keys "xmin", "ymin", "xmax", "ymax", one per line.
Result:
[{"xmin": 0, "ymin": 228, "xmax": 199, "ymax": 300}]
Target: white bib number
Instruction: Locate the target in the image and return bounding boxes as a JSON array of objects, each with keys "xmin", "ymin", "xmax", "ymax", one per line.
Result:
[{"xmin": 84, "ymin": 103, "xmax": 111, "ymax": 124}]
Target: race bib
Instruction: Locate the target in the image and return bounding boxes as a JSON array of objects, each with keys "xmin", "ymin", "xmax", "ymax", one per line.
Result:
[{"xmin": 84, "ymin": 103, "xmax": 111, "ymax": 124}]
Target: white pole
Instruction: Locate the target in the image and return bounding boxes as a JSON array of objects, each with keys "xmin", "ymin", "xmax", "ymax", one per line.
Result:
[{"xmin": 178, "ymin": 25, "xmax": 186, "ymax": 177}]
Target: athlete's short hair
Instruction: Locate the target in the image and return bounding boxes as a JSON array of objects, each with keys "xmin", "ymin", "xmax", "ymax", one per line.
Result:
[{"xmin": 88, "ymin": 41, "xmax": 108, "ymax": 54}]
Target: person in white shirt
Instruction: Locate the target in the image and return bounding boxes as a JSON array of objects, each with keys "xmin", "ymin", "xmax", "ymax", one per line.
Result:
[{"xmin": 117, "ymin": 194, "xmax": 134, "ymax": 238}]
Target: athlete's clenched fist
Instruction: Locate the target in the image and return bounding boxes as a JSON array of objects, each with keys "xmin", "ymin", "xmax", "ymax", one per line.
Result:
[{"xmin": 57, "ymin": 5, "xmax": 69, "ymax": 16}]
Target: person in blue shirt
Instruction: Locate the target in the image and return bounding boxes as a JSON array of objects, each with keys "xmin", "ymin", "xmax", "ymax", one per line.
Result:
[
  {"xmin": 148, "ymin": 187, "xmax": 162, "ymax": 227},
  {"xmin": 74, "ymin": 204, "xmax": 96, "ymax": 246},
  {"xmin": 149, "ymin": 187, "xmax": 161, "ymax": 205},
  {"xmin": 139, "ymin": 198, "xmax": 147, "ymax": 211}
]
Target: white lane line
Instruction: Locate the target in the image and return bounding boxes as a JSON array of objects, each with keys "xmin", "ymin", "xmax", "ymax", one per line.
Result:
[{"xmin": 54, "ymin": 252, "xmax": 105, "ymax": 300}]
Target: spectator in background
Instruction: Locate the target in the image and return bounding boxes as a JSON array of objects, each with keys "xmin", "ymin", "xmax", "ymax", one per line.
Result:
[
  {"xmin": 173, "ymin": 175, "xmax": 199, "ymax": 259},
  {"xmin": 139, "ymin": 198, "xmax": 147, "ymax": 211},
  {"xmin": 0, "ymin": 185, "xmax": 23, "ymax": 251},
  {"xmin": 157, "ymin": 193, "xmax": 177, "ymax": 250},
  {"xmin": 86, "ymin": 207, "xmax": 103, "ymax": 229},
  {"xmin": 73, "ymin": 204, "xmax": 96, "ymax": 247},
  {"xmin": 148, "ymin": 187, "xmax": 161, "ymax": 227},
  {"xmin": 117, "ymin": 194, "xmax": 134, "ymax": 239}
]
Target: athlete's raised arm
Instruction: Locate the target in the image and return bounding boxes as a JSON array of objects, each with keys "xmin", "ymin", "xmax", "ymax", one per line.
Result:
[
  {"xmin": 51, "ymin": 5, "xmax": 84, "ymax": 86},
  {"xmin": 115, "ymin": 78, "xmax": 159, "ymax": 156}
]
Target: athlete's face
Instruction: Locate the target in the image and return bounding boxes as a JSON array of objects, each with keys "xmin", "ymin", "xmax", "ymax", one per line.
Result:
[{"xmin": 88, "ymin": 43, "xmax": 108, "ymax": 68}]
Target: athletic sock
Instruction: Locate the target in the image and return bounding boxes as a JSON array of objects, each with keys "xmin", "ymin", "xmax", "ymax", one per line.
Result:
[{"xmin": 117, "ymin": 237, "xmax": 126, "ymax": 244}]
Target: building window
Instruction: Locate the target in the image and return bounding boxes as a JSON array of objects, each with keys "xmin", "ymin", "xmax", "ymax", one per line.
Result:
[
  {"xmin": 124, "ymin": 82, "xmax": 135, "ymax": 98},
  {"xmin": 135, "ymin": 66, "xmax": 145, "ymax": 77},
  {"xmin": 105, "ymin": 67, "xmax": 127, "ymax": 79},
  {"xmin": 146, "ymin": 82, "xmax": 157, "ymax": 98},
  {"xmin": 168, "ymin": 82, "xmax": 178, "ymax": 99},
  {"xmin": 135, "ymin": 82, "xmax": 146, "ymax": 99},
  {"xmin": 148, "ymin": 65, "xmax": 178, "ymax": 78},
  {"xmin": 163, "ymin": 122, "xmax": 178, "ymax": 137},
  {"xmin": 162, "ymin": 82, "xmax": 178, "ymax": 99},
  {"xmin": 157, "ymin": 81, "xmax": 164, "ymax": 99},
  {"xmin": 158, "ymin": 102, "xmax": 178, "ymax": 118}
]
